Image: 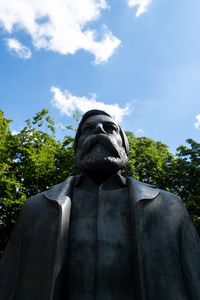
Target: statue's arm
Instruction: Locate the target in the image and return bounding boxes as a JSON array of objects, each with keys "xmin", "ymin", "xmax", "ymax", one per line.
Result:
[
  {"xmin": 0, "ymin": 206, "xmax": 24, "ymax": 300},
  {"xmin": 180, "ymin": 204, "xmax": 200, "ymax": 299}
]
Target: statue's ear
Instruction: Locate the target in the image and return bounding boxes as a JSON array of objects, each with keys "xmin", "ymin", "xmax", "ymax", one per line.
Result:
[{"xmin": 119, "ymin": 127, "xmax": 129, "ymax": 155}]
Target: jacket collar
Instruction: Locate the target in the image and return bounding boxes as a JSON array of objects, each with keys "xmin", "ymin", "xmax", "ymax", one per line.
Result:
[
  {"xmin": 127, "ymin": 177, "xmax": 160, "ymax": 204},
  {"xmin": 44, "ymin": 176, "xmax": 75, "ymax": 205},
  {"xmin": 44, "ymin": 175, "xmax": 160, "ymax": 204}
]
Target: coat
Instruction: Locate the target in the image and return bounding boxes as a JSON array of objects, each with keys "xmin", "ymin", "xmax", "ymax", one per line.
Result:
[{"xmin": 0, "ymin": 176, "xmax": 200, "ymax": 300}]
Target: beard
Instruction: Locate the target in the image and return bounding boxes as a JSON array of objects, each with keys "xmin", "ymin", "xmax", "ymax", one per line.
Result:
[{"xmin": 75, "ymin": 134, "xmax": 128, "ymax": 172}]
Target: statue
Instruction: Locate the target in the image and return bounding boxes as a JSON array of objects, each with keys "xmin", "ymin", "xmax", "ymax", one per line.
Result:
[{"xmin": 1, "ymin": 109, "xmax": 200, "ymax": 300}]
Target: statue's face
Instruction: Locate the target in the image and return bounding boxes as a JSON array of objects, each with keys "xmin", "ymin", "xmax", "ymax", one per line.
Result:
[{"xmin": 75, "ymin": 114, "xmax": 128, "ymax": 172}]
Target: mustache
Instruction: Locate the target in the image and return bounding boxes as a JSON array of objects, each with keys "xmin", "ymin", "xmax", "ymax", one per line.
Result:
[{"xmin": 80, "ymin": 134, "xmax": 120, "ymax": 159}]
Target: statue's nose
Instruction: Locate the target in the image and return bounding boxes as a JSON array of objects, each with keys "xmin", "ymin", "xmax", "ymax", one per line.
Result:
[{"xmin": 94, "ymin": 123, "xmax": 106, "ymax": 134}]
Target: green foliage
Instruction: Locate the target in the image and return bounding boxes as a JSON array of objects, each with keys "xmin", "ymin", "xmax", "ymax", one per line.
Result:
[
  {"xmin": 0, "ymin": 110, "xmax": 25, "ymax": 205},
  {"xmin": 0, "ymin": 109, "xmax": 79, "ymax": 254},
  {"xmin": 172, "ymin": 139, "xmax": 200, "ymax": 199},
  {"xmin": 0, "ymin": 110, "xmax": 26, "ymax": 256},
  {"xmin": 186, "ymin": 196, "xmax": 200, "ymax": 234},
  {"xmin": 171, "ymin": 139, "xmax": 200, "ymax": 231},
  {"xmin": 124, "ymin": 131, "xmax": 174, "ymax": 191},
  {"xmin": 0, "ymin": 109, "xmax": 200, "ymax": 256}
]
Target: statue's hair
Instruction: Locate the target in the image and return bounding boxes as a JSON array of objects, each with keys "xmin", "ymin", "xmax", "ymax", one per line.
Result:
[{"xmin": 73, "ymin": 109, "xmax": 129, "ymax": 155}]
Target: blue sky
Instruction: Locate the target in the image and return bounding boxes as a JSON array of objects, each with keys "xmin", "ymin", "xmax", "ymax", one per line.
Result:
[{"xmin": 0, "ymin": 0, "xmax": 200, "ymax": 154}]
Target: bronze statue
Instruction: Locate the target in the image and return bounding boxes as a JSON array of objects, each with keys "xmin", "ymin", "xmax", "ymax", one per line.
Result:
[{"xmin": 1, "ymin": 109, "xmax": 200, "ymax": 300}]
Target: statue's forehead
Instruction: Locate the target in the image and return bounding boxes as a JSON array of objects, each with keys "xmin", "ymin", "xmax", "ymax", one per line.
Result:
[{"xmin": 83, "ymin": 114, "xmax": 117, "ymax": 125}]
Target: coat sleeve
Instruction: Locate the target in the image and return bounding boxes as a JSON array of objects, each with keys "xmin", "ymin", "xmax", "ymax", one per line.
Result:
[
  {"xmin": 180, "ymin": 206, "xmax": 200, "ymax": 300},
  {"xmin": 0, "ymin": 207, "xmax": 24, "ymax": 300}
]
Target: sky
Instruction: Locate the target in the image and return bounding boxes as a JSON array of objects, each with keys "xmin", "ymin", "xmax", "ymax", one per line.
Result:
[{"xmin": 0, "ymin": 0, "xmax": 200, "ymax": 154}]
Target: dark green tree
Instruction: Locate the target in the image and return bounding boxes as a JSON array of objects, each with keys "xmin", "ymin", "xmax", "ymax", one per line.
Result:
[
  {"xmin": 0, "ymin": 110, "xmax": 25, "ymax": 256},
  {"xmin": 124, "ymin": 131, "xmax": 175, "ymax": 191},
  {"xmin": 0, "ymin": 109, "xmax": 79, "ymax": 255},
  {"xmin": 172, "ymin": 139, "xmax": 200, "ymax": 232},
  {"xmin": 13, "ymin": 109, "xmax": 78, "ymax": 197}
]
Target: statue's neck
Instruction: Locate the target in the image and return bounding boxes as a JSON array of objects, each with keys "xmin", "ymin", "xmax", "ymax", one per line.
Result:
[{"xmin": 84, "ymin": 170, "xmax": 121, "ymax": 186}]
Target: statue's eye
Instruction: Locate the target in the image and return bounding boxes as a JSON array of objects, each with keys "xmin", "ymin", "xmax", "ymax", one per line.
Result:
[
  {"xmin": 104, "ymin": 123, "xmax": 118, "ymax": 133},
  {"xmin": 82, "ymin": 124, "xmax": 93, "ymax": 133}
]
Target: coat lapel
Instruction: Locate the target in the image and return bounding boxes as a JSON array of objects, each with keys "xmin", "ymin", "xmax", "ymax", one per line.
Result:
[
  {"xmin": 127, "ymin": 177, "xmax": 160, "ymax": 204},
  {"xmin": 44, "ymin": 176, "xmax": 75, "ymax": 299},
  {"xmin": 127, "ymin": 177, "xmax": 160, "ymax": 300}
]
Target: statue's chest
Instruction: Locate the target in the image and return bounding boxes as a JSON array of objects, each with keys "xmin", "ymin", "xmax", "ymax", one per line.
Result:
[{"xmin": 66, "ymin": 186, "xmax": 135, "ymax": 299}]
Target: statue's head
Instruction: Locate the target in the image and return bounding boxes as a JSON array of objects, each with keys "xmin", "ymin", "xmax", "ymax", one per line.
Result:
[{"xmin": 74, "ymin": 110, "xmax": 129, "ymax": 172}]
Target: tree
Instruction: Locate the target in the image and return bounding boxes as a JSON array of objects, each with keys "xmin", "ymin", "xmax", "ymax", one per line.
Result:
[
  {"xmin": 0, "ymin": 109, "xmax": 79, "ymax": 255},
  {"xmin": 13, "ymin": 109, "xmax": 78, "ymax": 197},
  {"xmin": 172, "ymin": 139, "xmax": 200, "ymax": 232},
  {"xmin": 124, "ymin": 131, "xmax": 175, "ymax": 191},
  {"xmin": 0, "ymin": 110, "xmax": 25, "ymax": 256}
]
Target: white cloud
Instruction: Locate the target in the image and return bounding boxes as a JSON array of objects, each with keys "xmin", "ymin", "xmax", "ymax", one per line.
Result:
[
  {"xmin": 194, "ymin": 114, "xmax": 200, "ymax": 130},
  {"xmin": 5, "ymin": 38, "xmax": 32, "ymax": 59},
  {"xmin": 0, "ymin": 0, "xmax": 120, "ymax": 64},
  {"xmin": 127, "ymin": 0, "xmax": 152, "ymax": 17},
  {"xmin": 135, "ymin": 128, "xmax": 144, "ymax": 135},
  {"xmin": 51, "ymin": 86, "xmax": 130, "ymax": 123}
]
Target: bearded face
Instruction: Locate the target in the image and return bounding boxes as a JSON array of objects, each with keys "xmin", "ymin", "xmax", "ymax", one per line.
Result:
[{"xmin": 75, "ymin": 115, "xmax": 128, "ymax": 172}]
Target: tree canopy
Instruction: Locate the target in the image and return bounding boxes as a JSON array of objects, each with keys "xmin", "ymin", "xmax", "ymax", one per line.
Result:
[{"xmin": 0, "ymin": 109, "xmax": 200, "ymax": 255}]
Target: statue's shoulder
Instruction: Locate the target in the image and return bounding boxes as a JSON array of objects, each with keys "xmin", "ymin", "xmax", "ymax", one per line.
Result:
[{"xmin": 127, "ymin": 176, "xmax": 183, "ymax": 206}]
